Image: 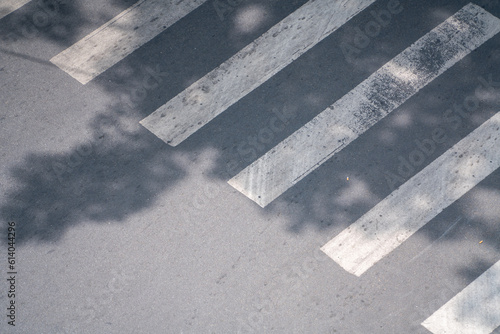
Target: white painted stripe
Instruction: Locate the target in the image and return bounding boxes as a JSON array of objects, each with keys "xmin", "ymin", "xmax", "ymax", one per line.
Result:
[
  {"xmin": 229, "ymin": 3, "xmax": 500, "ymax": 208},
  {"xmin": 321, "ymin": 111, "xmax": 500, "ymax": 276},
  {"xmin": 139, "ymin": 0, "xmax": 378, "ymax": 146},
  {"xmin": 0, "ymin": 0, "xmax": 31, "ymax": 20},
  {"xmin": 50, "ymin": 0, "xmax": 208, "ymax": 84},
  {"xmin": 421, "ymin": 259, "xmax": 500, "ymax": 334}
]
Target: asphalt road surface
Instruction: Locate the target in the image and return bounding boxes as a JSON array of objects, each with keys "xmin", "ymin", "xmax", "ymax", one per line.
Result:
[{"xmin": 1, "ymin": 0, "xmax": 500, "ymax": 333}]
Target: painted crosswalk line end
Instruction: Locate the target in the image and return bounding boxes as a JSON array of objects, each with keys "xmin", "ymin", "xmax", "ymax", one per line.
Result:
[
  {"xmin": 228, "ymin": 3, "xmax": 500, "ymax": 208},
  {"xmin": 421, "ymin": 259, "xmax": 500, "ymax": 334},
  {"xmin": 50, "ymin": 0, "xmax": 209, "ymax": 85},
  {"xmin": 321, "ymin": 111, "xmax": 500, "ymax": 276},
  {"xmin": 139, "ymin": 0, "xmax": 378, "ymax": 146}
]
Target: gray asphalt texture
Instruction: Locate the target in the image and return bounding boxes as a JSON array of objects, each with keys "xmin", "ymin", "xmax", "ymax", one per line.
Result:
[{"xmin": 0, "ymin": 0, "xmax": 499, "ymax": 333}]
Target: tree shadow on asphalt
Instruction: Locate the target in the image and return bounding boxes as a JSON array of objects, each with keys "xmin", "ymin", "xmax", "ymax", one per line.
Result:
[
  {"xmin": 0, "ymin": 2, "xmax": 499, "ymax": 325},
  {"xmin": 197, "ymin": 0, "xmax": 500, "ymax": 244},
  {"xmin": 1, "ymin": 0, "xmax": 85, "ymax": 46},
  {"xmin": 0, "ymin": 0, "xmax": 310, "ymax": 244},
  {"xmin": 1, "ymin": 101, "xmax": 186, "ymax": 243},
  {"xmin": 0, "ymin": 0, "xmax": 141, "ymax": 46}
]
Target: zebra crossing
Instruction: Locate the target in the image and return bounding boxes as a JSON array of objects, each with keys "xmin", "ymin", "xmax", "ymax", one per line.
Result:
[
  {"xmin": 139, "ymin": 0, "xmax": 378, "ymax": 146},
  {"xmin": 321, "ymin": 110, "xmax": 500, "ymax": 277},
  {"xmin": 50, "ymin": 0, "xmax": 209, "ymax": 84},
  {"xmin": 229, "ymin": 3, "xmax": 500, "ymax": 207},
  {"xmin": 5, "ymin": 1, "xmax": 500, "ymax": 333}
]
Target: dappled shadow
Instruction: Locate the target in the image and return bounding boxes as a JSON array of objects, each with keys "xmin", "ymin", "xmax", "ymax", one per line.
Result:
[
  {"xmin": 1, "ymin": 0, "xmax": 497, "ymax": 249},
  {"xmin": 1, "ymin": 102, "xmax": 185, "ymax": 243},
  {"xmin": 0, "ymin": 0, "xmax": 143, "ymax": 47},
  {"xmin": 0, "ymin": 4, "xmax": 499, "ymax": 334},
  {"xmin": 0, "ymin": 0, "xmax": 85, "ymax": 46},
  {"xmin": 199, "ymin": 0, "xmax": 500, "ymax": 234},
  {"xmin": 0, "ymin": 0, "xmax": 310, "ymax": 244}
]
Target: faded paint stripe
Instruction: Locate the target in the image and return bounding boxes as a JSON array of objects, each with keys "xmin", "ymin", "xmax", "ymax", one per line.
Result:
[
  {"xmin": 229, "ymin": 3, "xmax": 500, "ymax": 208},
  {"xmin": 50, "ymin": 0, "xmax": 208, "ymax": 84},
  {"xmin": 0, "ymin": 0, "xmax": 31, "ymax": 20},
  {"xmin": 139, "ymin": 0, "xmax": 378, "ymax": 146},
  {"xmin": 421, "ymin": 260, "xmax": 500, "ymax": 334},
  {"xmin": 321, "ymin": 111, "xmax": 500, "ymax": 276}
]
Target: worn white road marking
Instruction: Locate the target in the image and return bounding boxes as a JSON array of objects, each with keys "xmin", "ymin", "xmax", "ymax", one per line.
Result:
[
  {"xmin": 229, "ymin": 3, "xmax": 500, "ymax": 208},
  {"xmin": 140, "ymin": 0, "xmax": 378, "ymax": 146},
  {"xmin": 421, "ymin": 259, "xmax": 500, "ymax": 334},
  {"xmin": 0, "ymin": 0, "xmax": 31, "ymax": 20},
  {"xmin": 50, "ymin": 0, "xmax": 208, "ymax": 84},
  {"xmin": 321, "ymin": 111, "xmax": 500, "ymax": 276}
]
